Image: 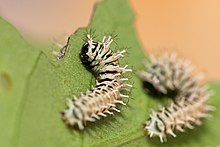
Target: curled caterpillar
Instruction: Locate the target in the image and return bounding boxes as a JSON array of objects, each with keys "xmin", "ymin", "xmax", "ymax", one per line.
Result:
[
  {"xmin": 140, "ymin": 52, "xmax": 215, "ymax": 142},
  {"xmin": 61, "ymin": 34, "xmax": 132, "ymax": 129},
  {"xmin": 144, "ymin": 86, "xmax": 215, "ymax": 142},
  {"xmin": 138, "ymin": 53, "xmax": 203, "ymax": 97}
]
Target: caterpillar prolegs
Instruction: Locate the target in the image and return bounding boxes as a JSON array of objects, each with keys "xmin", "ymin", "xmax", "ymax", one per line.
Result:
[{"xmin": 61, "ymin": 34, "xmax": 132, "ymax": 129}]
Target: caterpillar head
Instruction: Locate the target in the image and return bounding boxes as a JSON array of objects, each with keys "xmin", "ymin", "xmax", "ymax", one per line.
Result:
[
  {"xmin": 80, "ymin": 34, "xmax": 99, "ymax": 67},
  {"xmin": 144, "ymin": 112, "xmax": 166, "ymax": 142}
]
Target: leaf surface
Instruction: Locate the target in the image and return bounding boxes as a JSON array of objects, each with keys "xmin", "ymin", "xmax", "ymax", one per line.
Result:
[{"xmin": 0, "ymin": 0, "xmax": 219, "ymax": 146}]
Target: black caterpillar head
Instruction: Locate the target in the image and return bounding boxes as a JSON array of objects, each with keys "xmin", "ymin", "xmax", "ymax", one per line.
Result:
[
  {"xmin": 80, "ymin": 34, "xmax": 99, "ymax": 67},
  {"xmin": 80, "ymin": 42, "xmax": 91, "ymax": 66}
]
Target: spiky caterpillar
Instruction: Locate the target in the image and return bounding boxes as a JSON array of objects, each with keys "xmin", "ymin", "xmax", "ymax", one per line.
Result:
[
  {"xmin": 61, "ymin": 34, "xmax": 132, "ymax": 129},
  {"xmin": 138, "ymin": 53, "xmax": 203, "ymax": 97},
  {"xmin": 144, "ymin": 86, "xmax": 214, "ymax": 142}
]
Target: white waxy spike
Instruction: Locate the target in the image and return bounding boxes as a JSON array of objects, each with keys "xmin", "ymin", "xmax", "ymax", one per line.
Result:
[
  {"xmin": 68, "ymin": 117, "xmax": 74, "ymax": 125},
  {"xmin": 167, "ymin": 129, "xmax": 176, "ymax": 137},
  {"xmin": 114, "ymin": 73, "xmax": 121, "ymax": 77},
  {"xmin": 158, "ymin": 85, "xmax": 167, "ymax": 94},
  {"xmin": 102, "ymin": 36, "xmax": 106, "ymax": 43},
  {"xmin": 120, "ymin": 65, "xmax": 132, "ymax": 73},
  {"xmin": 115, "ymin": 51, "xmax": 125, "ymax": 58},
  {"xmin": 120, "ymin": 94, "xmax": 129, "ymax": 98},
  {"xmin": 137, "ymin": 71, "xmax": 146, "ymax": 80},
  {"xmin": 120, "ymin": 50, "xmax": 126, "ymax": 55},
  {"xmin": 114, "ymin": 100, "xmax": 126, "ymax": 105},
  {"xmin": 106, "ymin": 39, "xmax": 113, "ymax": 48},
  {"xmin": 73, "ymin": 96, "xmax": 77, "ymax": 100},
  {"xmin": 195, "ymin": 120, "xmax": 202, "ymax": 126},
  {"xmin": 150, "ymin": 109, "xmax": 157, "ymax": 115},
  {"xmin": 159, "ymin": 134, "xmax": 164, "ymax": 143},
  {"xmin": 198, "ymin": 112, "xmax": 212, "ymax": 118},
  {"xmin": 92, "ymin": 114, "xmax": 100, "ymax": 120},
  {"xmin": 87, "ymin": 34, "xmax": 91, "ymax": 40},
  {"xmin": 112, "ymin": 107, "xmax": 120, "ymax": 112},
  {"xmin": 66, "ymin": 98, "xmax": 73, "ymax": 107},
  {"xmin": 152, "ymin": 76, "xmax": 160, "ymax": 84},
  {"xmin": 149, "ymin": 132, "xmax": 154, "ymax": 137},
  {"xmin": 124, "ymin": 84, "xmax": 133, "ymax": 88},
  {"xmin": 105, "ymin": 110, "xmax": 114, "ymax": 115},
  {"xmin": 113, "ymin": 89, "xmax": 119, "ymax": 93},
  {"xmin": 176, "ymin": 126, "xmax": 184, "ymax": 132},
  {"xmin": 149, "ymin": 114, "xmax": 153, "ymax": 119},
  {"xmin": 98, "ymin": 112, "xmax": 107, "ymax": 117},
  {"xmin": 125, "ymin": 68, "xmax": 132, "ymax": 72},
  {"xmin": 121, "ymin": 87, "xmax": 130, "ymax": 91},
  {"xmin": 86, "ymin": 117, "xmax": 96, "ymax": 122},
  {"xmin": 158, "ymin": 104, "xmax": 163, "ymax": 110},
  {"xmin": 144, "ymin": 125, "xmax": 149, "ymax": 130},
  {"xmin": 176, "ymin": 120, "xmax": 185, "ymax": 125},
  {"xmin": 108, "ymin": 103, "xmax": 116, "ymax": 107},
  {"xmin": 121, "ymin": 64, "xmax": 128, "ymax": 69},
  {"xmin": 186, "ymin": 123, "xmax": 194, "ymax": 129},
  {"xmin": 205, "ymin": 105, "xmax": 216, "ymax": 111},
  {"xmin": 209, "ymin": 90, "xmax": 215, "ymax": 97},
  {"xmin": 166, "ymin": 80, "xmax": 174, "ymax": 90},
  {"xmin": 121, "ymin": 78, "xmax": 128, "ymax": 81},
  {"xmin": 78, "ymin": 121, "xmax": 84, "ymax": 130},
  {"xmin": 106, "ymin": 36, "xmax": 111, "ymax": 42},
  {"xmin": 187, "ymin": 116, "xmax": 196, "ymax": 122}
]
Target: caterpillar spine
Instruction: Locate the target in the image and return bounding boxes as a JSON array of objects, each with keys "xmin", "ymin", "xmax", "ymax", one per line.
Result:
[{"xmin": 61, "ymin": 34, "xmax": 132, "ymax": 129}]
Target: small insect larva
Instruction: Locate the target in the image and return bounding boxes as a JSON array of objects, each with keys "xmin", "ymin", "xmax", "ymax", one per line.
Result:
[
  {"xmin": 144, "ymin": 86, "xmax": 214, "ymax": 142},
  {"xmin": 138, "ymin": 53, "xmax": 203, "ymax": 97},
  {"xmin": 61, "ymin": 34, "xmax": 132, "ymax": 129},
  {"xmin": 140, "ymin": 52, "xmax": 215, "ymax": 142}
]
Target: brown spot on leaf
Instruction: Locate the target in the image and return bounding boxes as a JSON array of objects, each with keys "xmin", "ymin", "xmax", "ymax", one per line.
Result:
[{"xmin": 0, "ymin": 71, "xmax": 12, "ymax": 93}]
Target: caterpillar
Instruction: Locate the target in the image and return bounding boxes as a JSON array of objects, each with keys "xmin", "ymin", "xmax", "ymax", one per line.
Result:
[
  {"xmin": 61, "ymin": 34, "xmax": 132, "ymax": 129},
  {"xmin": 138, "ymin": 53, "xmax": 203, "ymax": 97},
  {"xmin": 144, "ymin": 85, "xmax": 214, "ymax": 142},
  {"xmin": 140, "ymin": 52, "xmax": 215, "ymax": 142}
]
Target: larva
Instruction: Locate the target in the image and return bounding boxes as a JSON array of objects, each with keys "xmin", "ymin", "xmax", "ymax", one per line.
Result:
[
  {"xmin": 138, "ymin": 53, "xmax": 203, "ymax": 97},
  {"xmin": 144, "ymin": 86, "xmax": 214, "ymax": 142},
  {"xmin": 61, "ymin": 34, "xmax": 132, "ymax": 129}
]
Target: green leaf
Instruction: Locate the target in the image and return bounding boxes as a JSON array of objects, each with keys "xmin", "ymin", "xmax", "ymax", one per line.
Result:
[{"xmin": 0, "ymin": 0, "xmax": 219, "ymax": 146}]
